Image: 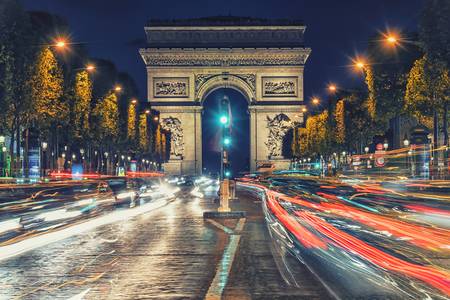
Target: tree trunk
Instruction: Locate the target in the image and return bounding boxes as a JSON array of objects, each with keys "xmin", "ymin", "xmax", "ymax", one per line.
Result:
[
  {"xmin": 443, "ymin": 103, "xmax": 448, "ymax": 147},
  {"xmin": 15, "ymin": 120, "xmax": 21, "ymax": 177},
  {"xmin": 433, "ymin": 109, "xmax": 439, "ymax": 149},
  {"xmin": 9, "ymin": 130, "xmax": 15, "ymax": 178}
]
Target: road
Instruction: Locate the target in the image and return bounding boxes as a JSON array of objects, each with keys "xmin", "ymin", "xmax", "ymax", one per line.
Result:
[
  {"xmin": 0, "ymin": 177, "xmax": 330, "ymax": 299},
  {"xmin": 239, "ymin": 176, "xmax": 450, "ymax": 299}
]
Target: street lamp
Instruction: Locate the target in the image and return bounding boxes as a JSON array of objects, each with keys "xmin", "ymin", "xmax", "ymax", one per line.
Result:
[
  {"xmin": 86, "ymin": 64, "xmax": 95, "ymax": 72},
  {"xmin": 328, "ymin": 84, "xmax": 337, "ymax": 92},
  {"xmin": 312, "ymin": 97, "xmax": 320, "ymax": 105},
  {"xmin": 302, "ymin": 107, "xmax": 307, "ymax": 113},
  {"xmin": 114, "ymin": 85, "xmax": 122, "ymax": 92},
  {"xmin": 364, "ymin": 146, "xmax": 369, "ymax": 153},
  {"xmin": 55, "ymin": 39, "xmax": 67, "ymax": 49},
  {"xmin": 403, "ymin": 137, "xmax": 410, "ymax": 147},
  {"xmin": 145, "ymin": 109, "xmax": 150, "ymax": 114},
  {"xmin": 383, "ymin": 141, "xmax": 389, "ymax": 150},
  {"xmin": 153, "ymin": 116, "xmax": 159, "ymax": 121},
  {"xmin": 131, "ymin": 99, "xmax": 137, "ymax": 104}
]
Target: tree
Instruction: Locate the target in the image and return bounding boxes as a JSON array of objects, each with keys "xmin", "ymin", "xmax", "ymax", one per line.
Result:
[
  {"xmin": 92, "ymin": 91, "xmax": 119, "ymax": 143},
  {"xmin": 365, "ymin": 35, "xmax": 422, "ymax": 133},
  {"xmin": 420, "ymin": 0, "xmax": 450, "ymax": 68},
  {"xmin": 127, "ymin": 102, "xmax": 138, "ymax": 142},
  {"xmin": 335, "ymin": 100, "xmax": 345, "ymax": 145},
  {"xmin": 31, "ymin": 47, "xmax": 67, "ymax": 132},
  {"xmin": 0, "ymin": 0, "xmax": 36, "ymax": 175},
  {"xmin": 301, "ymin": 111, "xmax": 329, "ymax": 158},
  {"xmin": 138, "ymin": 113, "xmax": 148, "ymax": 152},
  {"xmin": 405, "ymin": 56, "xmax": 450, "ymax": 144},
  {"xmin": 343, "ymin": 92, "xmax": 376, "ymax": 153},
  {"xmin": 419, "ymin": 0, "xmax": 450, "ymax": 146},
  {"xmin": 71, "ymin": 70, "xmax": 92, "ymax": 140}
]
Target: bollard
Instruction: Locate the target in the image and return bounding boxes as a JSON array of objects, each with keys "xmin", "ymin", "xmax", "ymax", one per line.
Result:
[{"xmin": 218, "ymin": 179, "xmax": 230, "ymax": 212}]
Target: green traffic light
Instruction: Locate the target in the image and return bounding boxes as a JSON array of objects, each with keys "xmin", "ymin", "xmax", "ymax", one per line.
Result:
[
  {"xmin": 224, "ymin": 137, "xmax": 231, "ymax": 145},
  {"xmin": 220, "ymin": 115, "xmax": 228, "ymax": 125},
  {"xmin": 224, "ymin": 171, "xmax": 231, "ymax": 177}
]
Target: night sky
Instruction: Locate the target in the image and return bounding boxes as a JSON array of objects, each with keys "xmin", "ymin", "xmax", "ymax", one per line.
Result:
[
  {"xmin": 22, "ymin": 0, "xmax": 424, "ymax": 101},
  {"xmin": 21, "ymin": 0, "xmax": 424, "ymax": 173}
]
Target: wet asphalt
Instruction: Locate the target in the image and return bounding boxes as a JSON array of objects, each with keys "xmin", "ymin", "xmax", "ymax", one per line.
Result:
[{"xmin": 0, "ymin": 189, "xmax": 328, "ymax": 299}]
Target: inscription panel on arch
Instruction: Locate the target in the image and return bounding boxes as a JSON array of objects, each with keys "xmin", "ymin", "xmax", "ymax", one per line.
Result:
[
  {"xmin": 153, "ymin": 77, "xmax": 189, "ymax": 98},
  {"xmin": 262, "ymin": 76, "xmax": 298, "ymax": 97}
]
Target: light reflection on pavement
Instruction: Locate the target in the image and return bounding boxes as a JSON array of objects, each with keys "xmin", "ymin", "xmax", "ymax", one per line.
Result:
[{"xmin": 0, "ymin": 192, "xmax": 221, "ymax": 299}]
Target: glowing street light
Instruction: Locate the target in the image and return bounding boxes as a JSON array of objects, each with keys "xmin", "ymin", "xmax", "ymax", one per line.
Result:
[
  {"xmin": 153, "ymin": 116, "xmax": 159, "ymax": 121},
  {"xmin": 302, "ymin": 107, "xmax": 307, "ymax": 113},
  {"xmin": 145, "ymin": 109, "xmax": 150, "ymax": 114},
  {"xmin": 86, "ymin": 64, "xmax": 95, "ymax": 72},
  {"xmin": 328, "ymin": 84, "xmax": 337, "ymax": 92},
  {"xmin": 312, "ymin": 97, "xmax": 320, "ymax": 105},
  {"xmin": 131, "ymin": 99, "xmax": 137, "ymax": 104},
  {"xmin": 114, "ymin": 85, "xmax": 122, "ymax": 92},
  {"xmin": 386, "ymin": 35, "xmax": 398, "ymax": 45},
  {"xmin": 55, "ymin": 39, "xmax": 67, "ymax": 48}
]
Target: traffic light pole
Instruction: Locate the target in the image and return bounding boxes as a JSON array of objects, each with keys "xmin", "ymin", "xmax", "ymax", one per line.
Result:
[{"xmin": 219, "ymin": 97, "xmax": 230, "ymax": 212}]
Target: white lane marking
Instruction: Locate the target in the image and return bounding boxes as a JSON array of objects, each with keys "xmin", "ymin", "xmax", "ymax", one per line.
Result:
[
  {"xmin": 205, "ymin": 219, "xmax": 234, "ymax": 235},
  {"xmin": 67, "ymin": 288, "xmax": 91, "ymax": 300},
  {"xmin": 205, "ymin": 218, "xmax": 246, "ymax": 300}
]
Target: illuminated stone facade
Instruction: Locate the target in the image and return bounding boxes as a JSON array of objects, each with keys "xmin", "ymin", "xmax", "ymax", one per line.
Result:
[{"xmin": 140, "ymin": 17, "xmax": 310, "ymax": 175}]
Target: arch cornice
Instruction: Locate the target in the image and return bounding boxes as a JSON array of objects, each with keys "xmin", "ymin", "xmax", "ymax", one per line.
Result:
[{"xmin": 195, "ymin": 73, "xmax": 255, "ymax": 103}]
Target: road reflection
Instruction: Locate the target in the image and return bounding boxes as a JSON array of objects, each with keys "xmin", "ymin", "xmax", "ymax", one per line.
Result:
[{"xmin": 0, "ymin": 176, "xmax": 181, "ymax": 261}]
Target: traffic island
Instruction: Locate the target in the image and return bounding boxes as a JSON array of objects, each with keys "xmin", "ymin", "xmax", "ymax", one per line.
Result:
[{"xmin": 203, "ymin": 211, "xmax": 246, "ymax": 219}]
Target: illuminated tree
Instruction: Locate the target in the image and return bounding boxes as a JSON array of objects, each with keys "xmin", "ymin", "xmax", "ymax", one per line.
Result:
[
  {"xmin": 128, "ymin": 103, "xmax": 137, "ymax": 142},
  {"xmin": 138, "ymin": 113, "xmax": 148, "ymax": 151},
  {"xmin": 335, "ymin": 100, "xmax": 345, "ymax": 145},
  {"xmin": 365, "ymin": 36, "xmax": 421, "ymax": 131},
  {"xmin": 72, "ymin": 70, "xmax": 92, "ymax": 139},
  {"xmin": 31, "ymin": 46, "xmax": 67, "ymax": 130},
  {"xmin": 405, "ymin": 56, "xmax": 450, "ymax": 144},
  {"xmin": 92, "ymin": 91, "xmax": 119, "ymax": 141}
]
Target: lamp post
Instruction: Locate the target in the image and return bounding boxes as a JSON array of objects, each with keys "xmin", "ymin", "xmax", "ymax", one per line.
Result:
[
  {"xmin": 403, "ymin": 137, "xmax": 410, "ymax": 176},
  {"xmin": 41, "ymin": 142, "xmax": 48, "ymax": 177}
]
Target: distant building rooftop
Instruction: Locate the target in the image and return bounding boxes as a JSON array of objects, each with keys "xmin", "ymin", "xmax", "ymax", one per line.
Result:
[{"xmin": 147, "ymin": 16, "xmax": 304, "ymax": 27}]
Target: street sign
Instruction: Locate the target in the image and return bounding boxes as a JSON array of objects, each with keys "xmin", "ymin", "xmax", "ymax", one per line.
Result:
[{"xmin": 375, "ymin": 156, "xmax": 385, "ymax": 167}]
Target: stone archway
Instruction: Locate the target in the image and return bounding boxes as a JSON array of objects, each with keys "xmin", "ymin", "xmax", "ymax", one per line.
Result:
[{"xmin": 140, "ymin": 17, "xmax": 310, "ymax": 175}]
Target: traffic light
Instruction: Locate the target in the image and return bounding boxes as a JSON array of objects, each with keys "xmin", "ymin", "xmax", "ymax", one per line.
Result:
[
  {"xmin": 223, "ymin": 136, "xmax": 231, "ymax": 146},
  {"xmin": 220, "ymin": 115, "xmax": 228, "ymax": 125},
  {"xmin": 223, "ymin": 162, "xmax": 231, "ymax": 178}
]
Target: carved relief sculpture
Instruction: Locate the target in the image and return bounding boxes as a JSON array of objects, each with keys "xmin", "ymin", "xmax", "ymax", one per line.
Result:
[
  {"xmin": 265, "ymin": 114, "xmax": 292, "ymax": 158},
  {"xmin": 154, "ymin": 77, "xmax": 189, "ymax": 97},
  {"xmin": 161, "ymin": 117, "xmax": 184, "ymax": 159},
  {"xmin": 262, "ymin": 76, "xmax": 298, "ymax": 97}
]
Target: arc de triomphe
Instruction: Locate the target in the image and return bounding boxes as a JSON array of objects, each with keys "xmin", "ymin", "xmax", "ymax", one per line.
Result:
[{"xmin": 140, "ymin": 17, "xmax": 310, "ymax": 175}]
